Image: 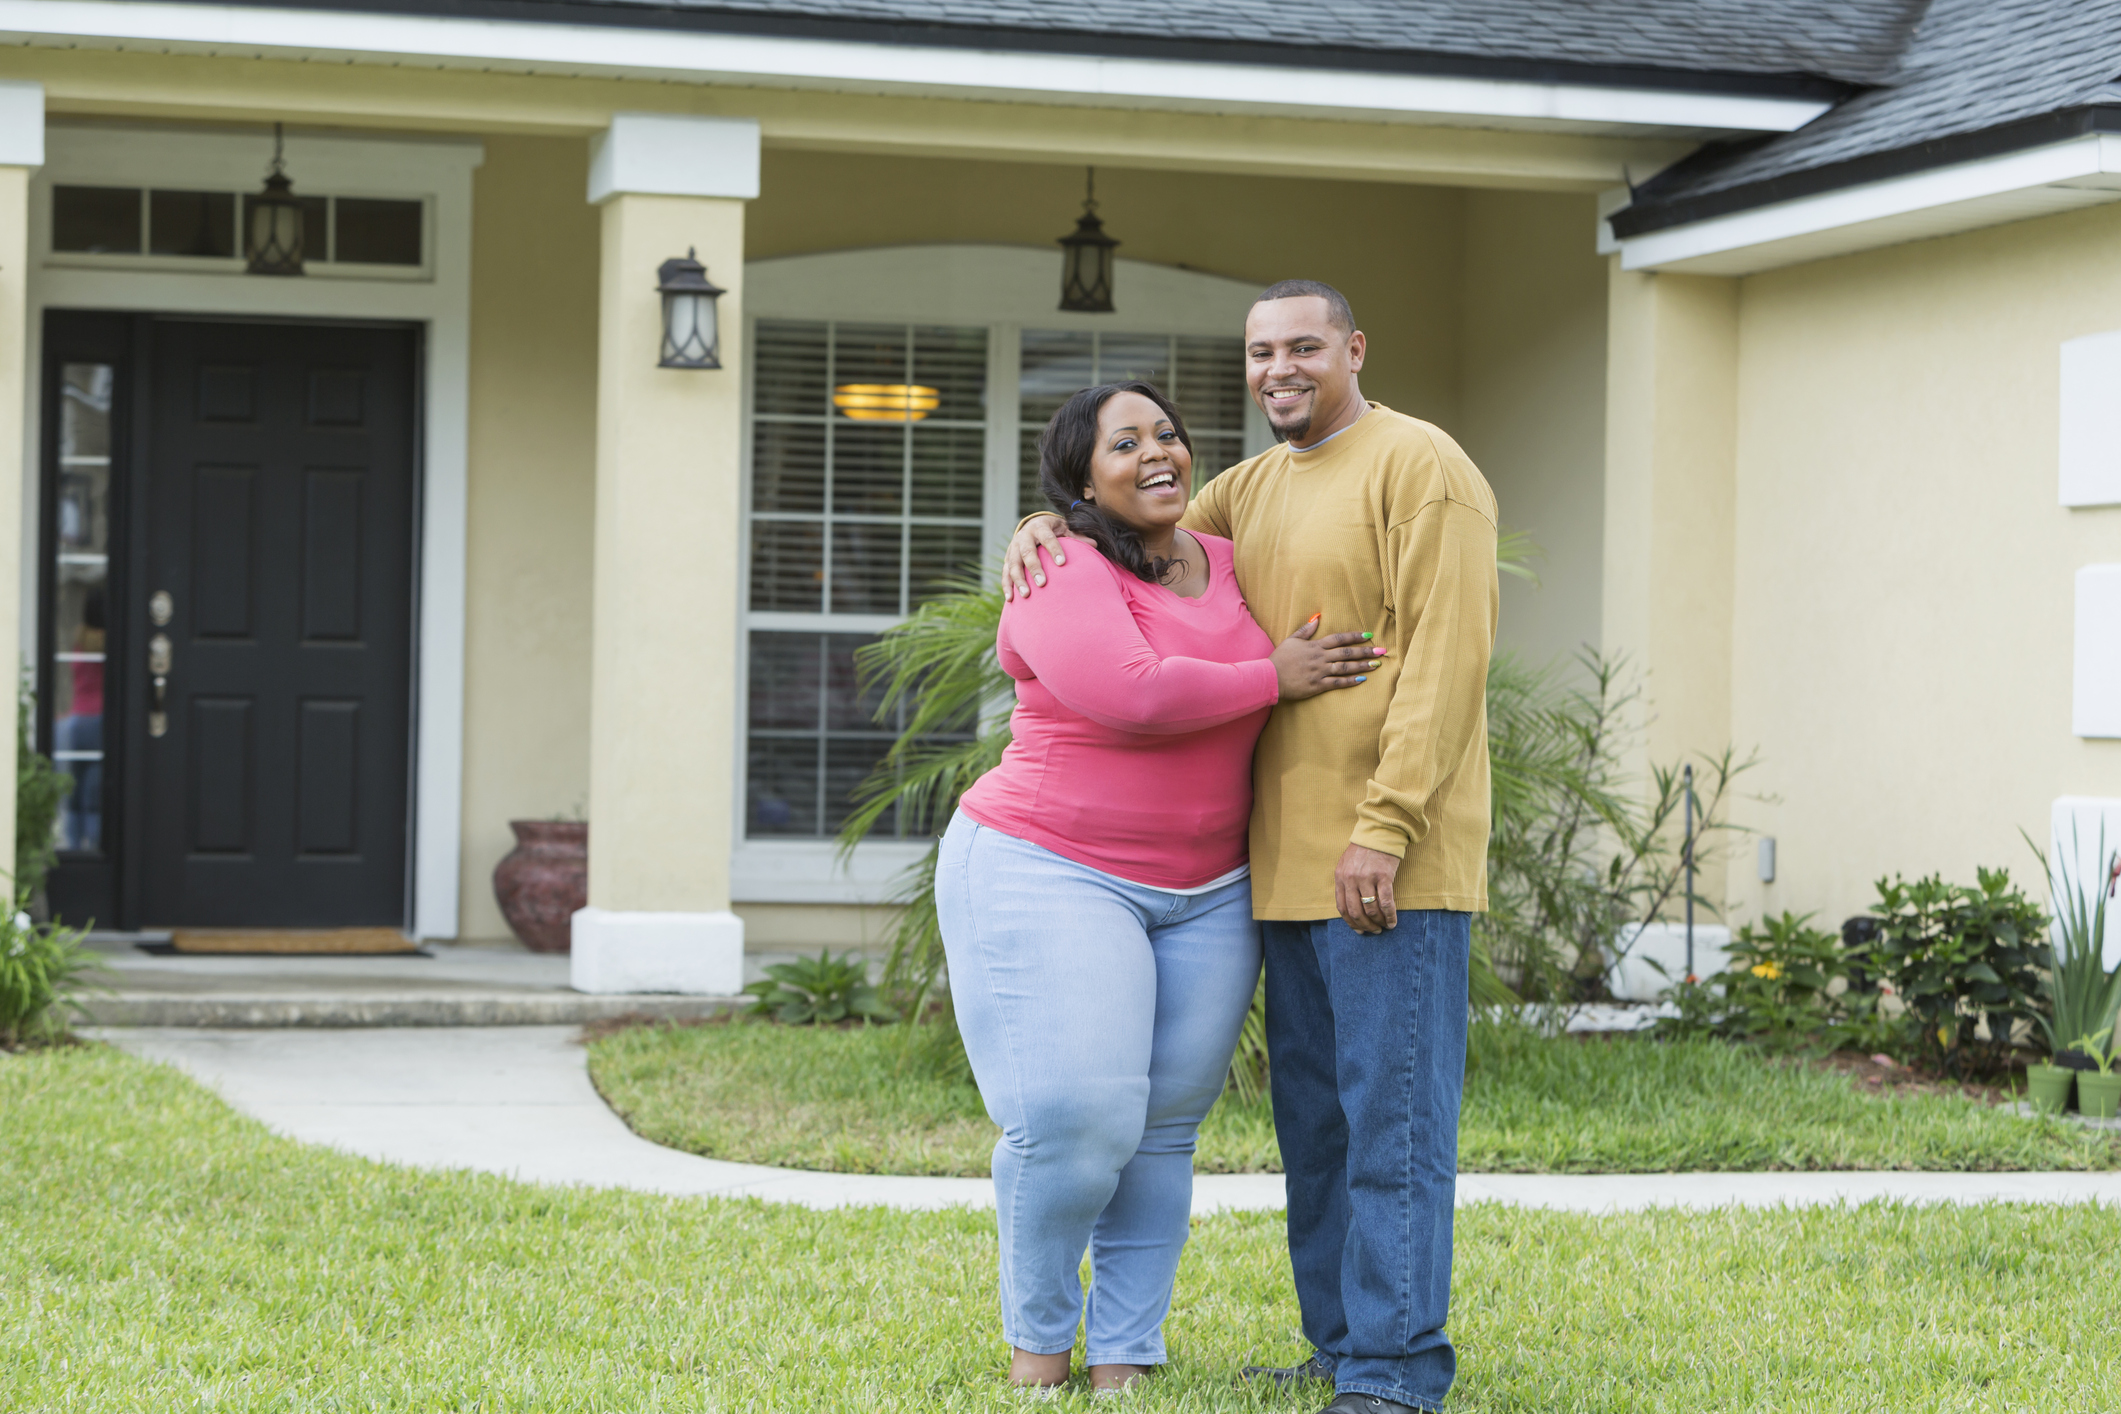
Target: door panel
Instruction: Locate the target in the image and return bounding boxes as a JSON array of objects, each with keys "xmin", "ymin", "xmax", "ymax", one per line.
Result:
[{"xmin": 139, "ymin": 320, "xmax": 416, "ymax": 927}]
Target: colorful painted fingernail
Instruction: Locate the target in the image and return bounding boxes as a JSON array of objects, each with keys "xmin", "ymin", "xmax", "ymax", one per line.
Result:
[{"xmin": 1361, "ymin": 632, "xmax": 1373, "ymax": 640}]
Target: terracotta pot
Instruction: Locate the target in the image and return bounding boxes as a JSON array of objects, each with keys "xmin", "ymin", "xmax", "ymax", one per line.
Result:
[{"xmin": 493, "ymin": 820, "xmax": 587, "ymax": 953}]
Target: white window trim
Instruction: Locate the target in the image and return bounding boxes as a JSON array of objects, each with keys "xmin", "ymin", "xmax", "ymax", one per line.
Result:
[
  {"xmin": 23, "ymin": 121, "xmax": 483, "ymax": 939},
  {"xmin": 733, "ymin": 243, "xmax": 1269, "ymax": 904}
]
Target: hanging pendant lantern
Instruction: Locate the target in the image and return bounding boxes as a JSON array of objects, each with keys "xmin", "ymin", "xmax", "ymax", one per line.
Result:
[
  {"xmin": 245, "ymin": 123, "xmax": 306, "ymax": 276},
  {"xmin": 1057, "ymin": 167, "xmax": 1118, "ymax": 314},
  {"xmin": 657, "ymin": 248, "xmax": 726, "ymax": 369}
]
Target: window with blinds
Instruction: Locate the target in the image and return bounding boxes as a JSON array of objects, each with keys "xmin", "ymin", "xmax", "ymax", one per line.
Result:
[
  {"xmin": 1017, "ymin": 332, "xmax": 1247, "ymax": 515},
  {"xmin": 745, "ymin": 320, "xmax": 987, "ymax": 840},
  {"xmin": 745, "ymin": 319, "xmax": 1253, "ymax": 845}
]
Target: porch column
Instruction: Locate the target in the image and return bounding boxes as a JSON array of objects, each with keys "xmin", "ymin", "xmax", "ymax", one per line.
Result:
[
  {"xmin": 0, "ymin": 83, "xmax": 40, "ymax": 887},
  {"xmin": 571, "ymin": 114, "xmax": 758, "ymax": 995},
  {"xmin": 1602, "ymin": 262, "xmax": 1740, "ymax": 770}
]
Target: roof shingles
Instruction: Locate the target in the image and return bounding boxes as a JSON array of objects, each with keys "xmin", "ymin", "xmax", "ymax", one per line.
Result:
[
  {"xmin": 192, "ymin": 0, "xmax": 2121, "ymax": 230},
  {"xmin": 521, "ymin": 0, "xmax": 1921, "ymax": 84},
  {"xmin": 1624, "ymin": 0, "xmax": 2121, "ymax": 227}
]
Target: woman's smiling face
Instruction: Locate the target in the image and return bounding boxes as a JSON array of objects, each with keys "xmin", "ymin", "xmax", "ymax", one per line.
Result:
[{"xmin": 1083, "ymin": 390, "xmax": 1193, "ymax": 535}]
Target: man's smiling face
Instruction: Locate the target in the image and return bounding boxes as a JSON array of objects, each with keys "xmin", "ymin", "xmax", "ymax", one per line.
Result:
[{"xmin": 1244, "ymin": 296, "xmax": 1365, "ymax": 446}]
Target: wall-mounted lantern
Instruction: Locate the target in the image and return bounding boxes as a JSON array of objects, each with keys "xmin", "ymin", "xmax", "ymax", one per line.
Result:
[
  {"xmin": 657, "ymin": 248, "xmax": 725, "ymax": 368},
  {"xmin": 245, "ymin": 122, "xmax": 305, "ymax": 276},
  {"xmin": 1058, "ymin": 167, "xmax": 1118, "ymax": 313}
]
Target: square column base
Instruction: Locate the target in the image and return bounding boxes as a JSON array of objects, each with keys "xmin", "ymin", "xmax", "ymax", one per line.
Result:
[{"xmin": 570, "ymin": 907, "xmax": 744, "ymax": 995}]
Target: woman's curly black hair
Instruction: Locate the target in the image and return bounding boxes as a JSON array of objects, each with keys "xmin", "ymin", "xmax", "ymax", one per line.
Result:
[{"xmin": 1035, "ymin": 380, "xmax": 1194, "ymax": 585}]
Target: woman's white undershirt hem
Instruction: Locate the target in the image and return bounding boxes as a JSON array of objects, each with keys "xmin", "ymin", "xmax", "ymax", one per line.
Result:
[{"xmin": 1092, "ymin": 861, "xmax": 1252, "ymax": 897}]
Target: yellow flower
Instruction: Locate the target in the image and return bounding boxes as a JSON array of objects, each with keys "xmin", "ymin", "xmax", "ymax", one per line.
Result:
[{"xmin": 1750, "ymin": 961, "xmax": 1783, "ymax": 980}]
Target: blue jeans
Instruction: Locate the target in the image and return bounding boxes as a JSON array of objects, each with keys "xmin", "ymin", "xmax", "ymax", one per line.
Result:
[
  {"xmin": 1263, "ymin": 911, "xmax": 1471, "ymax": 1412},
  {"xmin": 936, "ymin": 812, "xmax": 1262, "ymax": 1365}
]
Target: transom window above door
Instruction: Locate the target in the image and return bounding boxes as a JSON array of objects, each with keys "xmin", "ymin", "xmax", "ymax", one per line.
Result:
[{"xmin": 48, "ymin": 184, "xmax": 426, "ymax": 270}]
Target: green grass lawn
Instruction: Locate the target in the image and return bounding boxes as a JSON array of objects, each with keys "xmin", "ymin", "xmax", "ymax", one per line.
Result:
[
  {"xmin": 7, "ymin": 1044, "xmax": 2121, "ymax": 1411},
  {"xmin": 585, "ymin": 1017, "xmax": 2121, "ymax": 1177}
]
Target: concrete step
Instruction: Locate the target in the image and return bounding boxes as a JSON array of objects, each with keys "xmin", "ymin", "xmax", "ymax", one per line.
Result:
[
  {"xmin": 82, "ymin": 992, "xmax": 742, "ymax": 1028},
  {"xmin": 79, "ymin": 939, "xmax": 744, "ymax": 1028}
]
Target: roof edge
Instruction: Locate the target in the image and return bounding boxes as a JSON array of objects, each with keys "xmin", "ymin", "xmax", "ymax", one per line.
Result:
[
  {"xmin": 1612, "ymin": 105, "xmax": 2121, "ymax": 237},
  {"xmin": 193, "ymin": 0, "xmax": 1860, "ymax": 102}
]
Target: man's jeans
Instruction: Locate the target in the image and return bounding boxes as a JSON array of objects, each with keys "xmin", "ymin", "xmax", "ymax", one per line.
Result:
[{"xmin": 1262, "ymin": 910, "xmax": 1471, "ymax": 1413}]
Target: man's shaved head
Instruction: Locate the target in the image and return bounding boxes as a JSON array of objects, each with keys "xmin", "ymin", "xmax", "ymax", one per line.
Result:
[{"xmin": 1254, "ymin": 279, "xmax": 1356, "ymax": 336}]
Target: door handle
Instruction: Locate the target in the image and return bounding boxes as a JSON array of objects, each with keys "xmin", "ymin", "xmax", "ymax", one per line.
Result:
[{"xmin": 148, "ymin": 631, "xmax": 171, "ymax": 738}]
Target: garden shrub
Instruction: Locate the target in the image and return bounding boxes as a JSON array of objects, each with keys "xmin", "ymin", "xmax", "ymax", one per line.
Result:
[
  {"xmin": 15, "ymin": 679, "xmax": 69, "ymax": 903},
  {"xmin": 2027, "ymin": 826, "xmax": 2121, "ymax": 1062},
  {"xmin": 1864, "ymin": 869, "xmax": 2049, "ymax": 1076},
  {"xmin": 1656, "ymin": 911, "xmax": 1889, "ymax": 1054},
  {"xmin": 0, "ymin": 891, "xmax": 101, "ymax": 1045},
  {"xmin": 744, "ymin": 949, "xmax": 898, "ymax": 1025}
]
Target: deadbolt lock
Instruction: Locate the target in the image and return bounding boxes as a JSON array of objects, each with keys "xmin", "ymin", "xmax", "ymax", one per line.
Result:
[{"xmin": 149, "ymin": 590, "xmax": 173, "ymax": 626}]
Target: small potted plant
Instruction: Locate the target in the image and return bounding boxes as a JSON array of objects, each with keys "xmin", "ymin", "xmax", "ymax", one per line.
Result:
[
  {"xmin": 2024, "ymin": 1051, "xmax": 2077, "ymax": 1115},
  {"xmin": 2072, "ymin": 1028, "xmax": 2121, "ymax": 1121}
]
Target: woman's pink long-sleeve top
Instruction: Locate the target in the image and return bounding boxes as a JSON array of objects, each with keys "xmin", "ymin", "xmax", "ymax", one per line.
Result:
[{"xmin": 958, "ymin": 532, "xmax": 1279, "ymax": 890}]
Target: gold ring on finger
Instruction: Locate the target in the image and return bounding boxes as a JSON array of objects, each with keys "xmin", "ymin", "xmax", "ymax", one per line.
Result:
[{"xmin": 1360, "ymin": 896, "xmax": 1377, "ymax": 904}]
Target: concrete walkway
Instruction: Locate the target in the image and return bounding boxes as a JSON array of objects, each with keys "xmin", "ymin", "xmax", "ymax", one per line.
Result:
[{"xmin": 92, "ymin": 1026, "xmax": 2121, "ymax": 1214}]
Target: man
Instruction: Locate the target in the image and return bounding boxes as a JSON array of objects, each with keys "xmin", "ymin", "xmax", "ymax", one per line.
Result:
[{"xmin": 1002, "ymin": 280, "xmax": 1497, "ymax": 1414}]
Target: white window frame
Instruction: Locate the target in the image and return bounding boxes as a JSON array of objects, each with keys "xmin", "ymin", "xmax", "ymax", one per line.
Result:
[
  {"xmin": 23, "ymin": 121, "xmax": 483, "ymax": 938},
  {"xmin": 734, "ymin": 244, "xmax": 1270, "ymax": 904}
]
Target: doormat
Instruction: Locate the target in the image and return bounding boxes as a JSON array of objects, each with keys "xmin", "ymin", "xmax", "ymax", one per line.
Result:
[{"xmin": 149, "ymin": 928, "xmax": 425, "ymax": 957}]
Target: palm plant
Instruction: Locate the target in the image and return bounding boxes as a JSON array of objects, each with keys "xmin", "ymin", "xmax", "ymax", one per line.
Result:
[
  {"xmin": 2025, "ymin": 822, "xmax": 2121, "ymax": 1061},
  {"xmin": 834, "ymin": 570, "xmax": 1008, "ymax": 1018}
]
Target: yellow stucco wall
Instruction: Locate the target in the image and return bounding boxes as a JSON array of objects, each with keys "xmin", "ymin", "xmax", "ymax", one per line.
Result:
[
  {"xmin": 1458, "ymin": 189, "xmax": 1608, "ymax": 672},
  {"xmin": 457, "ymin": 136, "xmax": 600, "ymax": 941},
  {"xmin": 1726, "ymin": 205, "xmax": 2121, "ymax": 931}
]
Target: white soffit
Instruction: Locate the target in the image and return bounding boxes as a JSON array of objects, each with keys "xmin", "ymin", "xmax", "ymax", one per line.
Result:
[
  {"xmin": 2060, "ymin": 330, "xmax": 2121, "ymax": 508},
  {"xmin": 1620, "ymin": 133, "xmax": 2121, "ymax": 275},
  {"xmin": 2075, "ymin": 565, "xmax": 2121, "ymax": 740},
  {"xmin": 0, "ymin": 0, "xmax": 1830, "ymax": 137}
]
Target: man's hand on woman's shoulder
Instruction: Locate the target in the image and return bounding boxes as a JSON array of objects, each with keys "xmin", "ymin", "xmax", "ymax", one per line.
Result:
[{"xmin": 1004, "ymin": 515, "xmax": 1082, "ymax": 600}]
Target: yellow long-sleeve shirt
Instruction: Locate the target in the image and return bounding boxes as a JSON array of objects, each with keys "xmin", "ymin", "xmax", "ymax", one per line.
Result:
[{"xmin": 1182, "ymin": 403, "xmax": 1499, "ymax": 920}]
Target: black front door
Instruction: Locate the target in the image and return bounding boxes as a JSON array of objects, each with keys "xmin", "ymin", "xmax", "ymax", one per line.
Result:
[{"xmin": 133, "ymin": 320, "xmax": 417, "ymax": 927}]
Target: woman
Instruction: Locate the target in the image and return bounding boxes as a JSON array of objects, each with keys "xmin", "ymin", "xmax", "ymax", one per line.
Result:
[{"xmin": 937, "ymin": 381, "xmax": 1383, "ymax": 1393}]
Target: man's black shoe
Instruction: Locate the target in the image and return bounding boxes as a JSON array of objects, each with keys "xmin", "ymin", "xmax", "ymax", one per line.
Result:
[
  {"xmin": 1237, "ymin": 1353, "xmax": 1334, "ymax": 1388},
  {"xmin": 1317, "ymin": 1394, "xmax": 1423, "ymax": 1414}
]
